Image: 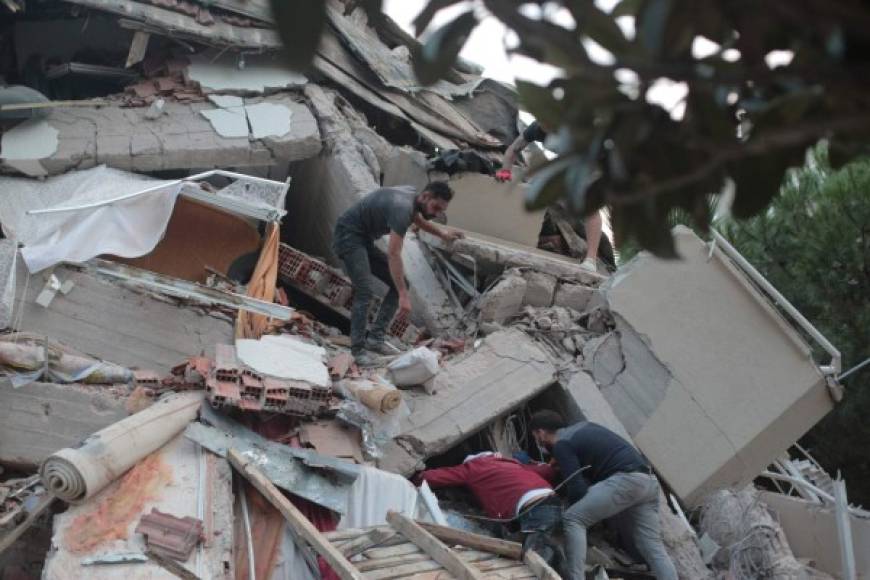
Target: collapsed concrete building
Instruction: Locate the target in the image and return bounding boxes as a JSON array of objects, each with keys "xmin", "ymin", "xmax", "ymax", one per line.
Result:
[{"xmin": 0, "ymin": 1, "xmax": 866, "ymax": 579}]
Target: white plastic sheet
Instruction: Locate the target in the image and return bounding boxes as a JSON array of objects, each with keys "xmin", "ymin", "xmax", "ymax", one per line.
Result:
[
  {"xmin": 339, "ymin": 465, "xmax": 419, "ymax": 529},
  {"xmin": 0, "ymin": 166, "xmax": 182, "ymax": 273}
]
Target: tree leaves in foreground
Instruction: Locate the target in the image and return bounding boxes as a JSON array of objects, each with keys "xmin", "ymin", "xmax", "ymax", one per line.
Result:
[
  {"xmin": 275, "ymin": 0, "xmax": 870, "ymax": 256},
  {"xmin": 722, "ymin": 146, "xmax": 870, "ymax": 507}
]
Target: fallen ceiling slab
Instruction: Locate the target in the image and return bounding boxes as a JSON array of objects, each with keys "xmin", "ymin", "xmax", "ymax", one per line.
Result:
[
  {"xmin": 9, "ymin": 260, "xmax": 234, "ymax": 371},
  {"xmin": 186, "ymin": 51, "xmax": 307, "ymax": 94},
  {"xmin": 378, "ymin": 328, "xmax": 557, "ymax": 475},
  {"xmin": 0, "ymin": 96, "xmax": 320, "ymax": 176}
]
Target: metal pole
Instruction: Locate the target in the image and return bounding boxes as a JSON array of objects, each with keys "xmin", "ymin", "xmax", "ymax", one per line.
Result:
[
  {"xmin": 711, "ymin": 229, "xmax": 842, "ymax": 375},
  {"xmin": 833, "ymin": 477, "xmax": 857, "ymax": 580}
]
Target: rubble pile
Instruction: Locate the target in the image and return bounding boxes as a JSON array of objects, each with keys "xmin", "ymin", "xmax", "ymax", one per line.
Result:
[{"xmin": 0, "ymin": 0, "xmax": 859, "ymax": 579}]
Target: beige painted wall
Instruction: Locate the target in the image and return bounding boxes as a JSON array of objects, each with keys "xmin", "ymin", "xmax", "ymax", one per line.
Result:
[
  {"xmin": 606, "ymin": 226, "xmax": 835, "ymax": 505},
  {"xmin": 444, "ymin": 173, "xmax": 545, "ymax": 247}
]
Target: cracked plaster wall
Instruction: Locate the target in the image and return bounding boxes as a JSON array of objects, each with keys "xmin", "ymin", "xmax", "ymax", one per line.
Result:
[{"xmin": 0, "ymin": 94, "xmax": 321, "ymax": 176}]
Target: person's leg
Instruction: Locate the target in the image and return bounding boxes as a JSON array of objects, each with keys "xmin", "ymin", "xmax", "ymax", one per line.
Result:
[
  {"xmin": 366, "ymin": 246, "xmax": 399, "ymax": 345},
  {"xmin": 581, "ymin": 211, "xmax": 603, "ymax": 271},
  {"xmin": 621, "ymin": 476, "xmax": 678, "ymax": 580},
  {"xmin": 338, "ymin": 243, "xmax": 373, "ymax": 360},
  {"xmin": 563, "ymin": 474, "xmax": 641, "ymax": 580},
  {"xmin": 519, "ymin": 503, "xmax": 565, "ymax": 576}
]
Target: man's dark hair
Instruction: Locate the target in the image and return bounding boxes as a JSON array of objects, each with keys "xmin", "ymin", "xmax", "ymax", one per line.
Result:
[
  {"xmin": 423, "ymin": 180, "xmax": 453, "ymax": 201},
  {"xmin": 529, "ymin": 410, "xmax": 566, "ymax": 433}
]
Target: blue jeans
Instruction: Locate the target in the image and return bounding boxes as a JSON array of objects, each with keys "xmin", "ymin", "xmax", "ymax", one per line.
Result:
[
  {"xmin": 334, "ymin": 228, "xmax": 398, "ymax": 355},
  {"xmin": 563, "ymin": 473, "xmax": 677, "ymax": 580},
  {"xmin": 518, "ymin": 500, "xmax": 566, "ymax": 576}
]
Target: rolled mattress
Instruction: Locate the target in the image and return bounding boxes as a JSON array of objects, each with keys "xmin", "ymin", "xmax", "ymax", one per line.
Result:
[{"xmin": 40, "ymin": 392, "xmax": 203, "ymax": 503}]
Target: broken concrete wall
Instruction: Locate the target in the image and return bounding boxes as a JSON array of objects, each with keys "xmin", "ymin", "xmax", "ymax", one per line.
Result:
[
  {"xmin": 761, "ymin": 491, "xmax": 870, "ymax": 579},
  {"xmin": 0, "ymin": 94, "xmax": 320, "ymax": 176},
  {"xmin": 599, "ymin": 226, "xmax": 834, "ymax": 506},
  {"xmin": 11, "ymin": 261, "xmax": 234, "ymax": 370},
  {"xmin": 0, "ymin": 381, "xmax": 128, "ymax": 468},
  {"xmin": 443, "ymin": 173, "xmax": 545, "ymax": 247},
  {"xmin": 285, "ymin": 85, "xmax": 458, "ymax": 333},
  {"xmin": 378, "ymin": 328, "xmax": 556, "ymax": 475}
]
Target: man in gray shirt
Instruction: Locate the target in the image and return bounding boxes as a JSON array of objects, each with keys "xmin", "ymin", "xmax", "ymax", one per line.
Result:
[{"xmin": 333, "ymin": 182, "xmax": 462, "ymax": 366}]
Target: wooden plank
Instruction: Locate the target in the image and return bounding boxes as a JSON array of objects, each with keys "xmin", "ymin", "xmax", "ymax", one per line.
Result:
[
  {"xmin": 0, "ymin": 495, "xmax": 55, "ymax": 554},
  {"xmin": 418, "ymin": 522, "xmax": 523, "ymax": 560},
  {"xmin": 386, "ymin": 511, "xmax": 484, "ymax": 580},
  {"xmin": 340, "ymin": 528, "xmax": 397, "ymax": 558},
  {"xmin": 125, "ymin": 30, "xmax": 150, "ymax": 68},
  {"xmin": 363, "ymin": 542, "xmax": 421, "ymax": 560},
  {"xmin": 481, "ymin": 565, "xmax": 537, "ymax": 579},
  {"xmin": 523, "ymin": 550, "xmax": 561, "ymax": 580},
  {"xmin": 325, "ymin": 526, "xmax": 391, "ymax": 542},
  {"xmin": 363, "ymin": 550, "xmax": 499, "ymax": 580},
  {"xmin": 474, "ymin": 558, "xmax": 527, "ymax": 573},
  {"xmin": 227, "ymin": 449, "xmax": 363, "ymax": 580},
  {"xmin": 356, "ymin": 553, "xmax": 431, "ymax": 573},
  {"xmin": 62, "ymin": 0, "xmax": 280, "ymax": 49},
  {"xmin": 0, "ymin": 99, "xmax": 107, "ymax": 111}
]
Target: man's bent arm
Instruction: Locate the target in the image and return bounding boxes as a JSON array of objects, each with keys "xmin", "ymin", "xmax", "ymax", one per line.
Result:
[
  {"xmin": 502, "ymin": 135, "xmax": 528, "ymax": 168},
  {"xmin": 387, "ymin": 231, "xmax": 408, "ymax": 298},
  {"xmin": 413, "ymin": 214, "xmax": 457, "ymax": 241},
  {"xmin": 420, "ymin": 464, "xmax": 469, "ymax": 489}
]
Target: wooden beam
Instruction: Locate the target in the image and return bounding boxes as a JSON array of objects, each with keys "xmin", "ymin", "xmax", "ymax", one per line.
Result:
[
  {"xmin": 523, "ymin": 550, "xmax": 561, "ymax": 580},
  {"xmin": 227, "ymin": 449, "xmax": 363, "ymax": 580},
  {"xmin": 0, "ymin": 494, "xmax": 55, "ymax": 555},
  {"xmin": 417, "ymin": 522, "xmax": 523, "ymax": 560},
  {"xmin": 339, "ymin": 528, "xmax": 397, "ymax": 558},
  {"xmin": 386, "ymin": 511, "xmax": 485, "ymax": 580}
]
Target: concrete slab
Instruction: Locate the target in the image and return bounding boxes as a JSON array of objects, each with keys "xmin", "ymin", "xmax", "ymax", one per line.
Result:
[
  {"xmin": 245, "ymin": 102, "xmax": 292, "ymax": 139},
  {"xmin": 11, "ymin": 261, "xmax": 234, "ymax": 371},
  {"xmin": 186, "ymin": 51, "xmax": 307, "ymax": 94},
  {"xmin": 208, "ymin": 94, "xmax": 245, "ymax": 108},
  {"xmin": 378, "ymin": 329, "xmax": 556, "ymax": 475},
  {"xmin": 0, "ymin": 381, "xmax": 128, "ymax": 468},
  {"xmin": 0, "ymin": 118, "xmax": 58, "ymax": 160},
  {"xmin": 604, "ymin": 226, "xmax": 835, "ymax": 506},
  {"xmin": 0, "ymin": 95, "xmax": 320, "ymax": 176},
  {"xmin": 478, "ymin": 274, "xmax": 526, "ymax": 324},
  {"xmin": 200, "ymin": 107, "xmax": 249, "ymax": 138},
  {"xmin": 43, "ymin": 434, "xmax": 234, "ymax": 579},
  {"xmin": 442, "ymin": 173, "xmax": 545, "ymax": 248},
  {"xmin": 761, "ymin": 491, "xmax": 870, "ymax": 579}
]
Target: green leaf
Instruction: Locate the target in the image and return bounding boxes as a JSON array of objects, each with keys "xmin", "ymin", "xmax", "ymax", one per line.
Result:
[
  {"xmin": 413, "ymin": 10, "xmax": 478, "ymax": 86},
  {"xmin": 729, "ymin": 146, "xmax": 807, "ymax": 219},
  {"xmin": 612, "ymin": 0, "xmax": 644, "ymax": 18},
  {"xmin": 524, "ymin": 155, "xmax": 582, "ymax": 211},
  {"xmin": 636, "ymin": 0, "xmax": 673, "ymax": 57},
  {"xmin": 411, "ymin": 0, "xmax": 462, "ymax": 36},
  {"xmin": 569, "ymin": 3, "xmax": 631, "ymax": 56},
  {"xmin": 515, "ymin": 80, "xmax": 563, "ymax": 131},
  {"xmin": 270, "ymin": 0, "xmax": 327, "ymax": 72}
]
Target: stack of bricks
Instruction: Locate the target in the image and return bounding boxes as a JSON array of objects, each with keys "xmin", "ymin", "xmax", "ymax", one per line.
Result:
[
  {"xmin": 277, "ymin": 243, "xmax": 420, "ymax": 344},
  {"xmin": 204, "ymin": 343, "xmax": 332, "ymax": 417}
]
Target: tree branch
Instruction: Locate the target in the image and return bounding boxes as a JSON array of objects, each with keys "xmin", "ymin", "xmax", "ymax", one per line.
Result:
[{"xmin": 605, "ymin": 115, "xmax": 870, "ymax": 206}]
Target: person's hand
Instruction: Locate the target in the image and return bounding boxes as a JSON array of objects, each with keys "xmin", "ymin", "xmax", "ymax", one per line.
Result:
[
  {"xmin": 399, "ymin": 293, "xmax": 412, "ymax": 316},
  {"xmin": 495, "ymin": 168, "xmax": 512, "ymax": 182},
  {"xmin": 443, "ymin": 229, "xmax": 465, "ymax": 243}
]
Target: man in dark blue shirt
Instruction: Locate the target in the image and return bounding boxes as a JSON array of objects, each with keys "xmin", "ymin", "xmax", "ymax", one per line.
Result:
[{"xmin": 530, "ymin": 410, "xmax": 677, "ymax": 580}]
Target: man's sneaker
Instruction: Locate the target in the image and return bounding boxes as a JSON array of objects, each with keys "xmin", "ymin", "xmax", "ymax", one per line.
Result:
[
  {"xmin": 365, "ymin": 338, "xmax": 397, "ymax": 356},
  {"xmin": 353, "ymin": 351, "xmax": 379, "ymax": 367},
  {"xmin": 579, "ymin": 258, "xmax": 598, "ymax": 273}
]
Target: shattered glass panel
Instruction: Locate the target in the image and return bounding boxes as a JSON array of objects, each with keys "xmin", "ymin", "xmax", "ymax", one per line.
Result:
[{"xmin": 215, "ymin": 178, "xmax": 288, "ymax": 212}]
